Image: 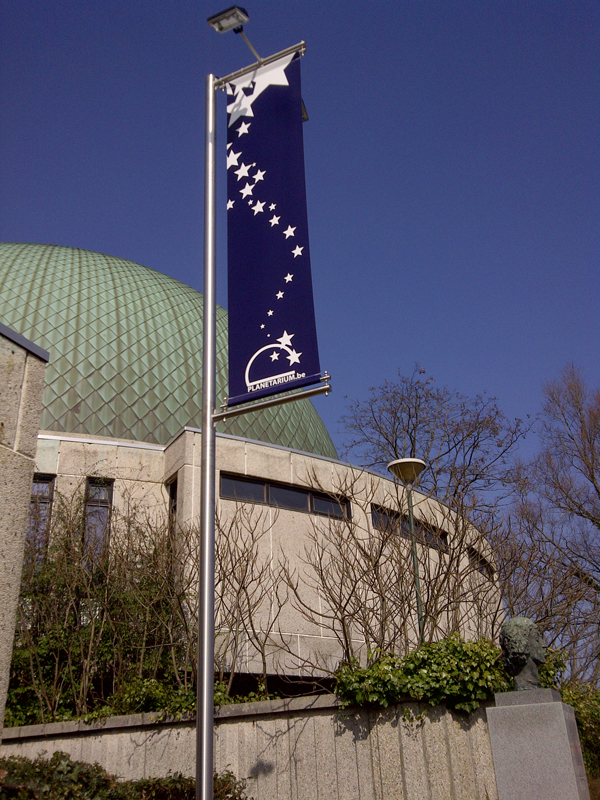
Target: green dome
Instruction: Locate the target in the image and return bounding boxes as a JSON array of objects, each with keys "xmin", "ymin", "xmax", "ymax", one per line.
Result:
[{"xmin": 0, "ymin": 243, "xmax": 337, "ymax": 457}]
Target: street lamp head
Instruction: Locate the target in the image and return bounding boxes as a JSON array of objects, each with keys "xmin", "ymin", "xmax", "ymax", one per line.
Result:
[
  {"xmin": 207, "ymin": 5, "xmax": 250, "ymax": 34},
  {"xmin": 387, "ymin": 458, "xmax": 427, "ymax": 486}
]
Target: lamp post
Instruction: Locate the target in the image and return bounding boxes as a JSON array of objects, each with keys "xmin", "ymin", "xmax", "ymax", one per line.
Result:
[
  {"xmin": 387, "ymin": 457, "xmax": 427, "ymax": 644},
  {"xmin": 197, "ymin": 8, "xmax": 324, "ymax": 800}
]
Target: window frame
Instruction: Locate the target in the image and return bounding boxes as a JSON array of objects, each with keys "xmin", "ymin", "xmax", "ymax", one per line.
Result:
[
  {"xmin": 370, "ymin": 504, "xmax": 448, "ymax": 552},
  {"xmin": 166, "ymin": 475, "xmax": 178, "ymax": 528},
  {"xmin": 84, "ymin": 477, "xmax": 114, "ymax": 561},
  {"xmin": 27, "ymin": 473, "xmax": 56, "ymax": 561},
  {"xmin": 219, "ymin": 472, "xmax": 350, "ymax": 520},
  {"xmin": 467, "ymin": 546, "xmax": 496, "ymax": 582}
]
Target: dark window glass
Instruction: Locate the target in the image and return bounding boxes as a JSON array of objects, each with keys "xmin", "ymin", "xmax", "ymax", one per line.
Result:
[
  {"xmin": 168, "ymin": 479, "xmax": 178, "ymax": 525},
  {"xmin": 88, "ymin": 483, "xmax": 110, "ymax": 502},
  {"xmin": 371, "ymin": 505, "xmax": 447, "ymax": 550},
  {"xmin": 372, "ymin": 506, "xmax": 408, "ymax": 537},
  {"xmin": 85, "ymin": 478, "xmax": 113, "ymax": 561},
  {"xmin": 312, "ymin": 494, "xmax": 348, "ymax": 519},
  {"xmin": 468, "ymin": 547, "xmax": 495, "ymax": 581},
  {"xmin": 221, "ymin": 475, "xmax": 266, "ymax": 503},
  {"xmin": 423, "ymin": 526, "xmax": 448, "ymax": 552},
  {"xmin": 269, "ymin": 484, "xmax": 310, "ymax": 512},
  {"xmin": 220, "ymin": 473, "xmax": 349, "ymax": 519},
  {"xmin": 27, "ymin": 474, "xmax": 55, "ymax": 559}
]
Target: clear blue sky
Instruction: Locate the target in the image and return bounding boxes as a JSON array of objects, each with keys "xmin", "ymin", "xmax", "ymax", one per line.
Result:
[{"xmin": 1, "ymin": 0, "xmax": 598, "ymax": 455}]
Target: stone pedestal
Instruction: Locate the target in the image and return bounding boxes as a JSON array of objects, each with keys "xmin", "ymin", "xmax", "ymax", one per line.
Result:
[{"xmin": 487, "ymin": 689, "xmax": 589, "ymax": 800}]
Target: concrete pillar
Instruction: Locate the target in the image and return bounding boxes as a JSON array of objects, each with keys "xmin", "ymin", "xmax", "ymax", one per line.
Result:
[{"xmin": 0, "ymin": 323, "xmax": 49, "ymax": 735}]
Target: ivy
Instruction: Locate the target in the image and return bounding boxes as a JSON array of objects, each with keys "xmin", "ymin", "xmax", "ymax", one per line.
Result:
[{"xmin": 334, "ymin": 635, "xmax": 511, "ymax": 714}]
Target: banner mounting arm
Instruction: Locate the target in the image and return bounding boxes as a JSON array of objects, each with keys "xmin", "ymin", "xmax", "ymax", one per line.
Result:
[
  {"xmin": 214, "ymin": 41, "xmax": 306, "ymax": 90},
  {"xmin": 213, "ymin": 372, "xmax": 331, "ymax": 421}
]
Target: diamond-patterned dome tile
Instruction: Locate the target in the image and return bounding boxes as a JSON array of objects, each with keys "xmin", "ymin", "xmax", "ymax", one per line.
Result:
[{"xmin": 0, "ymin": 243, "xmax": 337, "ymax": 457}]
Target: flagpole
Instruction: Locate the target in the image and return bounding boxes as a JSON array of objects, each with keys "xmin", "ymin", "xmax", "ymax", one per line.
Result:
[
  {"xmin": 197, "ymin": 38, "xmax": 323, "ymax": 800},
  {"xmin": 197, "ymin": 72, "xmax": 217, "ymax": 800}
]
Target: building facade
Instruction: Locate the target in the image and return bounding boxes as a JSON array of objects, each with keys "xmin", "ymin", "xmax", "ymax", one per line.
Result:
[{"xmin": 1, "ymin": 243, "xmax": 500, "ymax": 685}]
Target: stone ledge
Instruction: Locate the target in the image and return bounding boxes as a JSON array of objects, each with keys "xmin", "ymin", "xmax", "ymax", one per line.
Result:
[{"xmin": 1, "ymin": 694, "xmax": 342, "ymax": 742}]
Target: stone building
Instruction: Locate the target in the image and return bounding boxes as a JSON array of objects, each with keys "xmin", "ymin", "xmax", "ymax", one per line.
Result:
[{"xmin": 0, "ymin": 242, "xmax": 500, "ymax": 683}]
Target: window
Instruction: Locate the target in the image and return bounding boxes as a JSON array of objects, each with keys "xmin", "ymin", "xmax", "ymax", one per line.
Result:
[
  {"xmin": 220, "ymin": 473, "xmax": 350, "ymax": 520},
  {"xmin": 27, "ymin": 474, "xmax": 55, "ymax": 559},
  {"xmin": 167, "ymin": 477, "xmax": 178, "ymax": 528},
  {"xmin": 84, "ymin": 478, "xmax": 113, "ymax": 560},
  {"xmin": 371, "ymin": 505, "xmax": 448, "ymax": 552},
  {"xmin": 221, "ymin": 474, "xmax": 266, "ymax": 504},
  {"xmin": 269, "ymin": 484, "xmax": 310, "ymax": 513},
  {"xmin": 468, "ymin": 547, "xmax": 495, "ymax": 581}
]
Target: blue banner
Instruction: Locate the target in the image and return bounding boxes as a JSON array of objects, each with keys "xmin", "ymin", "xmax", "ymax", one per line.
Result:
[{"xmin": 226, "ymin": 54, "xmax": 321, "ymax": 407}]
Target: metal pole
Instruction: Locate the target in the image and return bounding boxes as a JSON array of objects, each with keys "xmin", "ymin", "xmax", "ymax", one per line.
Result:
[
  {"xmin": 406, "ymin": 485, "xmax": 424, "ymax": 644},
  {"xmin": 197, "ymin": 72, "xmax": 217, "ymax": 800}
]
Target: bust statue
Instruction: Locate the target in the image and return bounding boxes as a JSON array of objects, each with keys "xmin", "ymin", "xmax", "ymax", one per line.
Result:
[{"xmin": 499, "ymin": 617, "xmax": 547, "ymax": 690}]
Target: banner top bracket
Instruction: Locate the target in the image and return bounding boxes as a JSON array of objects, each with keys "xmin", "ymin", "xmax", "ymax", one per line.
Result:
[{"xmin": 215, "ymin": 41, "xmax": 306, "ymax": 90}]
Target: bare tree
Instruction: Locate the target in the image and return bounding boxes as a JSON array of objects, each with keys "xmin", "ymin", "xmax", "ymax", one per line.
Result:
[
  {"xmin": 341, "ymin": 365, "xmax": 529, "ymax": 511},
  {"xmin": 214, "ymin": 502, "xmax": 287, "ymax": 693},
  {"xmin": 280, "ymin": 468, "xmax": 504, "ymax": 673},
  {"xmin": 495, "ymin": 365, "xmax": 600, "ymax": 683}
]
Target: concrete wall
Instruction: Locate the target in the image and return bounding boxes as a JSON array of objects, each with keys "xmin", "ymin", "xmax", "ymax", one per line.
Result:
[
  {"xmin": 0, "ymin": 696, "xmax": 498, "ymax": 800},
  {"xmin": 0, "ymin": 324, "xmax": 48, "ymax": 733},
  {"xmin": 35, "ymin": 432, "xmax": 167, "ymax": 517}
]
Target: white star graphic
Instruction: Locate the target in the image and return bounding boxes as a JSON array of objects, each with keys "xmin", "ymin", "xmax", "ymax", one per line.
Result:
[
  {"xmin": 240, "ymin": 183, "xmax": 254, "ymax": 198},
  {"xmin": 277, "ymin": 331, "xmax": 294, "ymax": 348},
  {"xmin": 269, "ymin": 215, "xmax": 280, "ymax": 226},
  {"xmin": 227, "ymin": 199, "xmax": 234, "ymax": 210},
  {"xmin": 260, "ymin": 324, "xmax": 265, "ymax": 329},
  {"xmin": 252, "ymin": 200, "xmax": 265, "ymax": 215},
  {"xmin": 283, "ymin": 225, "xmax": 296, "ymax": 239},
  {"xmin": 235, "ymin": 163, "xmax": 251, "ymax": 181},
  {"xmin": 226, "ymin": 149, "xmax": 242, "ymax": 169},
  {"xmin": 227, "ymin": 53, "xmax": 295, "ymax": 126},
  {"xmin": 287, "ymin": 348, "xmax": 302, "ymax": 366},
  {"xmin": 269, "ymin": 203, "xmax": 276, "ymax": 211},
  {"xmin": 253, "ymin": 169, "xmax": 265, "ymax": 182},
  {"xmin": 267, "ymin": 310, "xmax": 274, "ymax": 316},
  {"xmin": 284, "ymin": 273, "xmax": 293, "ymax": 283},
  {"xmin": 276, "ymin": 291, "xmax": 284, "ymax": 299},
  {"xmin": 292, "ymin": 245, "xmax": 304, "ymax": 258},
  {"xmin": 270, "ymin": 351, "xmax": 280, "ymax": 361},
  {"xmin": 237, "ymin": 121, "xmax": 251, "ymax": 136}
]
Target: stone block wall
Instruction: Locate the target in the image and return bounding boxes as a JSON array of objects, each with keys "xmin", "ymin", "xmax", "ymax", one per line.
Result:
[{"xmin": 0, "ymin": 696, "xmax": 498, "ymax": 799}]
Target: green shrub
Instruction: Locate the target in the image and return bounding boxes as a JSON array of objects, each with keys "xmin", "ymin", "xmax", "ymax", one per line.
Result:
[
  {"xmin": 560, "ymin": 682, "xmax": 600, "ymax": 779},
  {"xmin": 334, "ymin": 635, "xmax": 512, "ymax": 714},
  {"xmin": 538, "ymin": 647, "xmax": 567, "ymax": 689},
  {"xmin": 0, "ymin": 752, "xmax": 252, "ymax": 800},
  {"xmin": 84, "ymin": 679, "xmax": 197, "ymax": 722},
  {"xmin": 0, "ymin": 751, "xmax": 117, "ymax": 799},
  {"xmin": 213, "ymin": 680, "xmax": 273, "ymax": 708}
]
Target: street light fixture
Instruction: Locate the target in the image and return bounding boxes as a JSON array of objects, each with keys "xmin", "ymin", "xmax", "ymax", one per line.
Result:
[
  {"xmin": 207, "ymin": 5, "xmax": 249, "ymax": 33},
  {"xmin": 207, "ymin": 6, "xmax": 262, "ymax": 63},
  {"xmin": 387, "ymin": 458, "xmax": 427, "ymax": 644}
]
